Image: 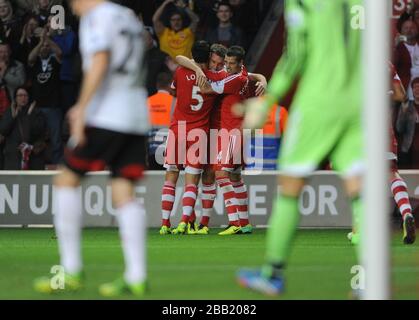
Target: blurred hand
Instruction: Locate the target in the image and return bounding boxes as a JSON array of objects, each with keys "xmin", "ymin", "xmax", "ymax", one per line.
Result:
[
  {"xmin": 34, "ymin": 27, "xmax": 43, "ymax": 38},
  {"xmin": 175, "ymin": 0, "xmax": 187, "ymax": 8},
  {"xmin": 401, "ymin": 100, "xmax": 409, "ymax": 113},
  {"xmin": 68, "ymin": 105, "xmax": 86, "ymax": 147},
  {"xmin": 40, "ymin": 28, "xmax": 49, "ymax": 43},
  {"xmin": 396, "ymin": 34, "xmax": 407, "ymax": 46},
  {"xmin": 254, "ymin": 81, "xmax": 267, "ymax": 96},
  {"xmin": 0, "ymin": 61, "xmax": 7, "ymax": 78},
  {"xmin": 195, "ymin": 69, "xmax": 208, "ymax": 88},
  {"xmin": 233, "ymin": 97, "xmax": 268, "ymax": 129},
  {"xmin": 21, "ymin": 23, "xmax": 28, "ymax": 40},
  {"xmin": 4, "ymin": 26, "xmax": 11, "ymax": 38}
]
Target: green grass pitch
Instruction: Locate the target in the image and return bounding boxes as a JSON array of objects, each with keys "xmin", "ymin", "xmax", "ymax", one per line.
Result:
[{"xmin": 0, "ymin": 228, "xmax": 418, "ymax": 300}]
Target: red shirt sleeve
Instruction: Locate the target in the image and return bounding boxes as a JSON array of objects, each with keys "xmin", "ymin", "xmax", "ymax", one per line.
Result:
[
  {"xmin": 171, "ymin": 69, "xmax": 179, "ymax": 90},
  {"xmin": 211, "ymin": 73, "xmax": 247, "ymax": 94}
]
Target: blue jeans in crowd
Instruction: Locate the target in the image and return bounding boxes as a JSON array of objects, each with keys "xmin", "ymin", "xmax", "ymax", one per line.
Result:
[{"xmin": 39, "ymin": 108, "xmax": 63, "ymax": 164}]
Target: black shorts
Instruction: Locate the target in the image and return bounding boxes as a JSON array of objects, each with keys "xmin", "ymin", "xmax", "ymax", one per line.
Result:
[{"xmin": 64, "ymin": 127, "xmax": 147, "ymax": 181}]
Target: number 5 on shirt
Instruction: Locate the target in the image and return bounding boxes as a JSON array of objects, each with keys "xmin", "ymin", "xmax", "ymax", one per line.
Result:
[{"xmin": 191, "ymin": 86, "xmax": 203, "ymax": 111}]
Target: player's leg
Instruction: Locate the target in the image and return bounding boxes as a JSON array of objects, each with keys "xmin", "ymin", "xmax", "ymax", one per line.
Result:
[
  {"xmin": 216, "ymin": 132, "xmax": 241, "ymax": 235},
  {"xmin": 237, "ymin": 105, "xmax": 343, "ymax": 295},
  {"xmin": 172, "ymin": 168, "xmax": 201, "ymax": 235},
  {"xmin": 237, "ymin": 175, "xmax": 304, "ymax": 295},
  {"xmin": 160, "ymin": 168, "xmax": 179, "ymax": 234},
  {"xmin": 390, "ymin": 168, "xmax": 416, "ymax": 244},
  {"xmin": 160, "ymin": 127, "xmax": 180, "ymax": 234},
  {"xmin": 263, "ymin": 107, "xmax": 344, "ymax": 266},
  {"xmin": 99, "ymin": 134, "xmax": 148, "ymax": 297},
  {"xmin": 99, "ymin": 177, "xmax": 147, "ymax": 297},
  {"xmin": 343, "ymin": 176, "xmax": 363, "ymax": 248},
  {"xmin": 33, "ymin": 129, "xmax": 108, "ymax": 293},
  {"xmin": 216, "ymin": 169, "xmax": 242, "ymax": 234},
  {"xmin": 33, "ymin": 167, "xmax": 85, "ymax": 293},
  {"xmin": 197, "ymin": 166, "xmax": 217, "ymax": 234},
  {"xmin": 230, "ymin": 170, "xmax": 252, "ymax": 233},
  {"xmin": 330, "ymin": 112, "xmax": 364, "ymax": 251}
]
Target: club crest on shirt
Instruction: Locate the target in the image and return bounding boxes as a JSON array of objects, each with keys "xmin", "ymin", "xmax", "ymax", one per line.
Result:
[{"xmin": 37, "ymin": 72, "xmax": 52, "ymax": 84}]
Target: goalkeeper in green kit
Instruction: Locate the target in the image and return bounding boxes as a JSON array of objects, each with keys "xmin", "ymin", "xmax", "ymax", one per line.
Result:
[{"xmin": 236, "ymin": 0, "xmax": 364, "ymax": 295}]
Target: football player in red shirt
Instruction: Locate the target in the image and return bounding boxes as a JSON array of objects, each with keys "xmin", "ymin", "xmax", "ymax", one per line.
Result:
[
  {"xmin": 181, "ymin": 46, "xmax": 267, "ymax": 235},
  {"xmin": 160, "ymin": 41, "xmax": 227, "ymax": 235},
  {"xmin": 200, "ymin": 46, "xmax": 253, "ymax": 235},
  {"xmin": 348, "ymin": 63, "xmax": 416, "ymax": 245},
  {"xmin": 196, "ymin": 44, "xmax": 228, "ymax": 234},
  {"xmin": 176, "ymin": 44, "xmax": 266, "ymax": 234},
  {"xmin": 386, "ymin": 65, "xmax": 415, "ymax": 244}
]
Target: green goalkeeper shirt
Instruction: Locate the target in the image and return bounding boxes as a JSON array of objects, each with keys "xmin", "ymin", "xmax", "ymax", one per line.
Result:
[{"xmin": 264, "ymin": 0, "xmax": 362, "ymax": 112}]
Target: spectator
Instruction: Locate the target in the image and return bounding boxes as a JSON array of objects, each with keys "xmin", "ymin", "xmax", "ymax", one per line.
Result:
[
  {"xmin": 394, "ymin": 19, "xmax": 419, "ymax": 99},
  {"xmin": 396, "ymin": 77, "xmax": 419, "ymax": 169},
  {"xmin": 16, "ymin": 15, "xmax": 40, "ymax": 67},
  {"xmin": 143, "ymin": 29, "xmax": 176, "ymax": 96},
  {"xmin": 0, "ymin": 0, "xmax": 23, "ymax": 53},
  {"xmin": 0, "ymin": 76, "xmax": 8, "ymax": 168},
  {"xmin": 0, "ymin": 42, "xmax": 26, "ymax": 101},
  {"xmin": 48, "ymin": 15, "xmax": 78, "ymax": 113},
  {"xmin": 147, "ymin": 72, "xmax": 176, "ymax": 170},
  {"xmin": 34, "ymin": 0, "xmax": 55, "ymax": 27},
  {"xmin": 28, "ymin": 30, "xmax": 62, "ymax": 164},
  {"xmin": 397, "ymin": 0, "xmax": 419, "ymax": 34},
  {"xmin": 153, "ymin": 0, "xmax": 199, "ymax": 59},
  {"xmin": 0, "ymin": 86, "xmax": 48, "ymax": 170},
  {"xmin": 212, "ymin": 0, "xmax": 258, "ymax": 44},
  {"xmin": 204, "ymin": 1, "xmax": 245, "ymax": 48},
  {"xmin": 15, "ymin": 0, "xmax": 62, "ymax": 18}
]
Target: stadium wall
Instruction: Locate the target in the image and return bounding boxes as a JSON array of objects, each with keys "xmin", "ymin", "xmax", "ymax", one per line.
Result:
[{"xmin": 0, "ymin": 171, "xmax": 418, "ymax": 228}]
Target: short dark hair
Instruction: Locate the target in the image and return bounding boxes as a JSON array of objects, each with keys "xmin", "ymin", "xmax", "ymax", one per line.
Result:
[
  {"xmin": 0, "ymin": 41, "xmax": 11, "ymax": 48},
  {"xmin": 23, "ymin": 14, "xmax": 39, "ymax": 25},
  {"xmin": 412, "ymin": 77, "xmax": 419, "ymax": 88},
  {"xmin": 156, "ymin": 72, "xmax": 172, "ymax": 89},
  {"xmin": 170, "ymin": 11, "xmax": 183, "ymax": 19},
  {"xmin": 210, "ymin": 43, "xmax": 227, "ymax": 58},
  {"xmin": 218, "ymin": 1, "xmax": 232, "ymax": 11},
  {"xmin": 14, "ymin": 86, "xmax": 30, "ymax": 101},
  {"xmin": 192, "ymin": 40, "xmax": 210, "ymax": 64},
  {"xmin": 226, "ymin": 45, "xmax": 245, "ymax": 62}
]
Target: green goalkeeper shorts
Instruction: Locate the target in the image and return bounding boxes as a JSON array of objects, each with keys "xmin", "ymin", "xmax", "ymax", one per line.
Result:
[{"xmin": 278, "ymin": 101, "xmax": 364, "ymax": 177}]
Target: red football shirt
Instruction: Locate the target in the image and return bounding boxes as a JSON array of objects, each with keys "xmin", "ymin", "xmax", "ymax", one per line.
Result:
[
  {"xmin": 210, "ymin": 67, "xmax": 249, "ymax": 130},
  {"xmin": 171, "ymin": 67, "xmax": 226, "ymax": 131}
]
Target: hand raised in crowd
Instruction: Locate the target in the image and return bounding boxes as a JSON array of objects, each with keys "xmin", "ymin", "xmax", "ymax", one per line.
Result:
[
  {"xmin": 174, "ymin": 0, "xmax": 187, "ymax": 9},
  {"xmin": 20, "ymin": 23, "xmax": 29, "ymax": 43},
  {"xmin": 3, "ymin": 25, "xmax": 11, "ymax": 39},
  {"xmin": 0, "ymin": 60, "xmax": 7, "ymax": 79},
  {"xmin": 21, "ymin": 19, "xmax": 39, "ymax": 43},
  {"xmin": 11, "ymin": 102, "xmax": 21, "ymax": 118},
  {"xmin": 33, "ymin": 26, "xmax": 44, "ymax": 38},
  {"xmin": 40, "ymin": 28, "xmax": 49, "ymax": 43}
]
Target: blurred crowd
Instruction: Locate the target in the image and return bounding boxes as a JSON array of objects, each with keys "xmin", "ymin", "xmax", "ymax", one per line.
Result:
[
  {"xmin": 393, "ymin": 0, "xmax": 419, "ymax": 169},
  {"xmin": 0, "ymin": 0, "xmax": 272, "ymax": 171}
]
